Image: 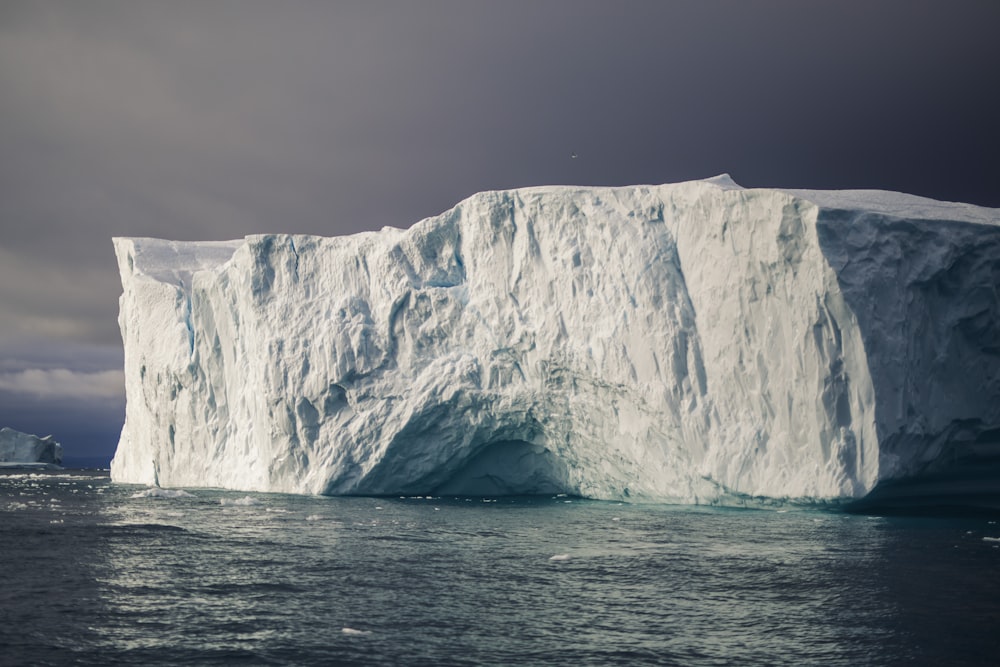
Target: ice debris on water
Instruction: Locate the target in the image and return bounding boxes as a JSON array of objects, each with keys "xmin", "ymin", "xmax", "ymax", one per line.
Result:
[
  {"xmin": 110, "ymin": 177, "xmax": 1000, "ymax": 504},
  {"xmin": 549, "ymin": 554, "xmax": 571, "ymax": 561},
  {"xmin": 341, "ymin": 628, "xmax": 371, "ymax": 636},
  {"xmin": 220, "ymin": 496, "xmax": 260, "ymax": 506},
  {"xmin": 131, "ymin": 488, "xmax": 193, "ymax": 499}
]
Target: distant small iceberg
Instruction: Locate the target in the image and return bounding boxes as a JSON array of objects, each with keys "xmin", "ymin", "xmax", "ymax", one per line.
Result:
[{"xmin": 0, "ymin": 427, "xmax": 62, "ymax": 469}]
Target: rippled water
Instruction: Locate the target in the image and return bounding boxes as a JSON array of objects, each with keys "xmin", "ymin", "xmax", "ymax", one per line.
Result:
[{"xmin": 2, "ymin": 470, "xmax": 999, "ymax": 666}]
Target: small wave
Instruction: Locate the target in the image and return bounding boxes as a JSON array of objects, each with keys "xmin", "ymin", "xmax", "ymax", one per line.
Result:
[
  {"xmin": 22, "ymin": 472, "xmax": 105, "ymax": 480},
  {"xmin": 110, "ymin": 522, "xmax": 189, "ymax": 534},
  {"xmin": 305, "ymin": 514, "xmax": 323, "ymax": 521},
  {"xmin": 131, "ymin": 488, "xmax": 194, "ymax": 499},
  {"xmin": 200, "ymin": 581, "xmax": 304, "ymax": 595}
]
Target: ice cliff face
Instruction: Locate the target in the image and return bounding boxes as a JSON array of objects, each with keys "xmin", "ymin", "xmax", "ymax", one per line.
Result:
[
  {"xmin": 0, "ymin": 428, "xmax": 63, "ymax": 466},
  {"xmin": 111, "ymin": 176, "xmax": 1000, "ymax": 503}
]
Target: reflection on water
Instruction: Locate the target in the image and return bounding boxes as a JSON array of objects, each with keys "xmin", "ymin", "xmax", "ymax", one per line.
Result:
[{"xmin": 1, "ymin": 471, "xmax": 999, "ymax": 665}]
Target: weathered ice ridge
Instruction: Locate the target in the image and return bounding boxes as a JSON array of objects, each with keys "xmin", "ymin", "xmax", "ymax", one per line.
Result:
[
  {"xmin": 111, "ymin": 176, "xmax": 1000, "ymax": 505},
  {"xmin": 0, "ymin": 427, "xmax": 63, "ymax": 468}
]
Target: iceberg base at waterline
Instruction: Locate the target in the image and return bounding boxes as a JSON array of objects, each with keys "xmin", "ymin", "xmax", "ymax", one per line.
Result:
[{"xmin": 110, "ymin": 176, "xmax": 1000, "ymax": 507}]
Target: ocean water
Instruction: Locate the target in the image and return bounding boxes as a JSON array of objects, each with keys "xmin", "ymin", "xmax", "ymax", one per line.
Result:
[{"xmin": 1, "ymin": 470, "xmax": 999, "ymax": 666}]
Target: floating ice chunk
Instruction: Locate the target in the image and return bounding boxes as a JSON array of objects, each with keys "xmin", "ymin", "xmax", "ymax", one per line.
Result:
[
  {"xmin": 341, "ymin": 628, "xmax": 370, "ymax": 636},
  {"xmin": 983, "ymin": 537, "xmax": 1000, "ymax": 543},
  {"xmin": 220, "ymin": 495, "xmax": 259, "ymax": 506},
  {"xmin": 549, "ymin": 553, "xmax": 571, "ymax": 561},
  {"xmin": 131, "ymin": 488, "xmax": 193, "ymax": 499}
]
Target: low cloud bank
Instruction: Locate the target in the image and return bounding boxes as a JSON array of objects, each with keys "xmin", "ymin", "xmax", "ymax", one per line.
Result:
[{"xmin": 0, "ymin": 368, "xmax": 124, "ymax": 400}]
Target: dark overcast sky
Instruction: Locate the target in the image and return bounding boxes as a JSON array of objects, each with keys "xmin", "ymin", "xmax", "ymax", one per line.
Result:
[{"xmin": 1, "ymin": 0, "xmax": 998, "ymax": 462}]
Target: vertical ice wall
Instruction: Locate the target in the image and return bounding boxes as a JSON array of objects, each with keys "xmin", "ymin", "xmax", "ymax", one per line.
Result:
[
  {"xmin": 806, "ymin": 195, "xmax": 1000, "ymax": 502},
  {"xmin": 111, "ymin": 177, "xmax": 1000, "ymax": 502}
]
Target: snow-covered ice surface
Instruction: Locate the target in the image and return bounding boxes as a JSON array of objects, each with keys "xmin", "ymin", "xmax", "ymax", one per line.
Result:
[{"xmin": 110, "ymin": 176, "xmax": 1000, "ymax": 505}]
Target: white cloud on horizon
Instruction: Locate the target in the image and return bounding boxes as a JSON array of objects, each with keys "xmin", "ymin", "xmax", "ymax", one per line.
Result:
[{"xmin": 0, "ymin": 368, "xmax": 124, "ymax": 400}]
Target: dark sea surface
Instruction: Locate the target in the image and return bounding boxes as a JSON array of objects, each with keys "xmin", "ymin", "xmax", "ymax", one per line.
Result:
[{"xmin": 2, "ymin": 470, "xmax": 999, "ymax": 666}]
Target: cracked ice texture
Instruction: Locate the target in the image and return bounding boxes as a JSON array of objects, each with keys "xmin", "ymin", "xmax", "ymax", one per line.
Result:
[{"xmin": 110, "ymin": 176, "xmax": 1000, "ymax": 502}]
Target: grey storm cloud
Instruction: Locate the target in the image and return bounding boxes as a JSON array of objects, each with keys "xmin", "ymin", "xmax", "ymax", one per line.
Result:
[{"xmin": 1, "ymin": 0, "xmax": 998, "ymax": 458}]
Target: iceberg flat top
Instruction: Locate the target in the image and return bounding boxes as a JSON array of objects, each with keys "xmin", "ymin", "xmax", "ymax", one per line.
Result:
[
  {"xmin": 115, "ymin": 176, "xmax": 998, "ymax": 277},
  {"xmin": 115, "ymin": 176, "xmax": 998, "ymax": 286},
  {"xmin": 781, "ymin": 187, "xmax": 998, "ymax": 225},
  {"xmin": 116, "ymin": 238, "xmax": 244, "ymax": 286}
]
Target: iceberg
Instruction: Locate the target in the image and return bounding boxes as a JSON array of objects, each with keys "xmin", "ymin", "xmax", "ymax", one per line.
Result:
[
  {"xmin": 110, "ymin": 176, "xmax": 1000, "ymax": 505},
  {"xmin": 0, "ymin": 428, "xmax": 63, "ymax": 468}
]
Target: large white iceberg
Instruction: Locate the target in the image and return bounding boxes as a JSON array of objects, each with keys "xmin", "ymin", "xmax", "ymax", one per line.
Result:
[
  {"xmin": 0, "ymin": 428, "xmax": 63, "ymax": 467},
  {"xmin": 110, "ymin": 176, "xmax": 1000, "ymax": 504}
]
